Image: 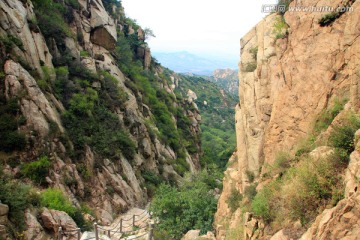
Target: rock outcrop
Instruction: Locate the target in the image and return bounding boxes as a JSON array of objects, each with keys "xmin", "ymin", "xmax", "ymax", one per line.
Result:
[{"xmin": 215, "ymin": 0, "xmax": 360, "ymax": 239}]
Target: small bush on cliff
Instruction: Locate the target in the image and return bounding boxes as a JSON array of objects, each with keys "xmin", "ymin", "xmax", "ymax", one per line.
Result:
[
  {"xmin": 314, "ymin": 98, "xmax": 347, "ymax": 134},
  {"xmin": 273, "ymin": 15, "xmax": 288, "ymax": 39},
  {"xmin": 328, "ymin": 113, "xmax": 360, "ymax": 155},
  {"xmin": 41, "ymin": 188, "xmax": 90, "ymax": 230},
  {"xmin": 226, "ymin": 188, "xmax": 243, "ymax": 212},
  {"xmin": 21, "ymin": 156, "xmax": 51, "ymax": 186},
  {"xmin": 243, "ymin": 62, "xmax": 257, "ymax": 72},
  {"xmin": 318, "ymin": 12, "xmax": 340, "ymax": 26},
  {"xmin": 0, "ymin": 97, "xmax": 26, "ymax": 152}
]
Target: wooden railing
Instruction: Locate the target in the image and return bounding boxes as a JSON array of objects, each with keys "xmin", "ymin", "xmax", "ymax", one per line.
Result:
[{"xmin": 58, "ymin": 210, "xmax": 153, "ymax": 240}]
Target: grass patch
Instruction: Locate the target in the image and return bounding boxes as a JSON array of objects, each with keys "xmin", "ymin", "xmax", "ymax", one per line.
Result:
[{"xmin": 273, "ymin": 15, "xmax": 288, "ymax": 39}]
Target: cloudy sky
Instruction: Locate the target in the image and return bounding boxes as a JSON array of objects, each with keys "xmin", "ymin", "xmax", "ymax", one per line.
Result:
[{"xmin": 121, "ymin": 0, "xmax": 277, "ymax": 65}]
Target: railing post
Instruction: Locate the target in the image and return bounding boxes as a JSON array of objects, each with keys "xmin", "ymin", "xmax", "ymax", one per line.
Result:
[
  {"xmin": 147, "ymin": 223, "xmax": 153, "ymax": 240},
  {"xmin": 120, "ymin": 219, "xmax": 122, "ymax": 232},
  {"xmin": 94, "ymin": 223, "xmax": 99, "ymax": 240},
  {"xmin": 133, "ymin": 215, "xmax": 136, "ymax": 227},
  {"xmin": 77, "ymin": 228, "xmax": 81, "ymax": 240},
  {"xmin": 58, "ymin": 227, "xmax": 62, "ymax": 240}
]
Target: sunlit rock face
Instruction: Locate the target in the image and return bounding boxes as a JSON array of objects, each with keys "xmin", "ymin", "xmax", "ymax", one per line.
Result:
[{"xmin": 215, "ymin": 0, "xmax": 360, "ymax": 239}]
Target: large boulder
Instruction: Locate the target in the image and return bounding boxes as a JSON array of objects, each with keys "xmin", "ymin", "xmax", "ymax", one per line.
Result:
[
  {"xmin": 40, "ymin": 208, "xmax": 78, "ymax": 234},
  {"xmin": 88, "ymin": 0, "xmax": 117, "ymax": 50}
]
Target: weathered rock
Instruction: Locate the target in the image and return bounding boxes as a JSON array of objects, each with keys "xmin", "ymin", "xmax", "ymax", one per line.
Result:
[
  {"xmin": 81, "ymin": 57, "xmax": 97, "ymax": 73},
  {"xmin": 24, "ymin": 210, "xmax": 48, "ymax": 240},
  {"xmin": 0, "ymin": 0, "xmax": 54, "ymax": 78},
  {"xmin": 300, "ymin": 191, "xmax": 360, "ymax": 240},
  {"xmin": 0, "ymin": 203, "xmax": 9, "ymax": 217},
  {"xmin": 270, "ymin": 230, "xmax": 290, "ymax": 240},
  {"xmin": 182, "ymin": 229, "xmax": 216, "ymax": 240},
  {"xmin": 90, "ymin": 27, "xmax": 116, "ymax": 50},
  {"xmin": 85, "ymin": 0, "xmax": 117, "ymax": 50},
  {"xmin": 0, "ymin": 224, "xmax": 7, "ymax": 240},
  {"xmin": 309, "ymin": 146, "xmax": 334, "ymax": 160},
  {"xmin": 344, "ymin": 132, "xmax": 360, "ymax": 198},
  {"xmin": 187, "ymin": 89, "xmax": 198, "ymax": 103},
  {"xmin": 0, "ymin": 203, "xmax": 9, "ymax": 226},
  {"xmin": 4, "ymin": 60, "xmax": 64, "ymax": 137},
  {"xmin": 216, "ymin": 0, "xmax": 360, "ymax": 238},
  {"xmin": 41, "ymin": 208, "xmax": 78, "ymax": 233}
]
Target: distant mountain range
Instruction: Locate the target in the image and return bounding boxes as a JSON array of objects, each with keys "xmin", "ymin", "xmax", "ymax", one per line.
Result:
[{"xmin": 153, "ymin": 51, "xmax": 238, "ymax": 76}]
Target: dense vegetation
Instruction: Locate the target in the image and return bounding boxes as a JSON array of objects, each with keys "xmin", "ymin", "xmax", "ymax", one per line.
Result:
[
  {"xmin": 176, "ymin": 75, "xmax": 237, "ymax": 168},
  {"xmin": 150, "ymin": 169, "xmax": 222, "ymax": 239}
]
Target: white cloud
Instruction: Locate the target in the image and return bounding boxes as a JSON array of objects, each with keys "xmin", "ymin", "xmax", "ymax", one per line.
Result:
[{"xmin": 121, "ymin": 0, "xmax": 278, "ymax": 63}]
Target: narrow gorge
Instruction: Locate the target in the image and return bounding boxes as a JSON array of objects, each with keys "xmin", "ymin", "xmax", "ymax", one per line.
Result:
[{"xmin": 0, "ymin": 0, "xmax": 360, "ymax": 240}]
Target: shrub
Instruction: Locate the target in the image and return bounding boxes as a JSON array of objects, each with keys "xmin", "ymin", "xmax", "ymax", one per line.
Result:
[
  {"xmin": 150, "ymin": 174, "xmax": 218, "ymax": 239},
  {"xmin": 0, "ymin": 98, "xmax": 26, "ymax": 152},
  {"xmin": 249, "ymin": 47, "xmax": 258, "ymax": 61},
  {"xmin": 328, "ymin": 113, "xmax": 360, "ymax": 154},
  {"xmin": 21, "ymin": 156, "xmax": 51, "ymax": 185},
  {"xmin": 273, "ymin": 15, "xmax": 288, "ymax": 39},
  {"xmin": 41, "ymin": 188, "xmax": 89, "ymax": 230},
  {"xmin": 69, "ymin": 87, "xmax": 98, "ymax": 116},
  {"xmin": 252, "ymin": 187, "xmax": 273, "ymax": 223},
  {"xmin": 244, "ymin": 184, "xmax": 257, "ymax": 200},
  {"xmin": 0, "ymin": 177, "xmax": 41, "ymax": 230},
  {"xmin": 226, "ymin": 188, "xmax": 243, "ymax": 212},
  {"xmin": 273, "ymin": 151, "xmax": 292, "ymax": 172},
  {"xmin": 318, "ymin": 12, "xmax": 340, "ymax": 26},
  {"xmin": 245, "ymin": 170, "xmax": 255, "ymax": 183},
  {"xmin": 243, "ymin": 62, "xmax": 257, "ymax": 72},
  {"xmin": 314, "ymin": 98, "xmax": 347, "ymax": 134}
]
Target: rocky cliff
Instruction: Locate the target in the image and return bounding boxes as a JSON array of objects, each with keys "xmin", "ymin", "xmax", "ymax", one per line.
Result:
[
  {"xmin": 0, "ymin": 0, "xmax": 202, "ymax": 237},
  {"xmin": 215, "ymin": 0, "xmax": 360, "ymax": 239}
]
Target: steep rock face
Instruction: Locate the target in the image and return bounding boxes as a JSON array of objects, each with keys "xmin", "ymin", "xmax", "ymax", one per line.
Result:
[
  {"xmin": 216, "ymin": 0, "xmax": 360, "ymax": 238},
  {"xmin": 237, "ymin": 0, "xmax": 358, "ymax": 191},
  {"xmin": 4, "ymin": 60, "xmax": 64, "ymax": 137},
  {"xmin": 0, "ymin": 0, "xmax": 54, "ymax": 78},
  {"xmin": 0, "ymin": 0, "xmax": 201, "ymax": 230}
]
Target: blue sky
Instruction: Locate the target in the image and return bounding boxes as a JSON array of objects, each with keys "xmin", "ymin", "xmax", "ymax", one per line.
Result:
[{"xmin": 121, "ymin": 0, "xmax": 277, "ymax": 65}]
